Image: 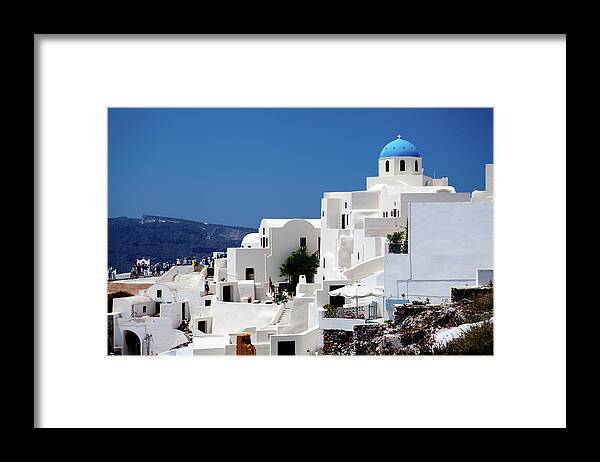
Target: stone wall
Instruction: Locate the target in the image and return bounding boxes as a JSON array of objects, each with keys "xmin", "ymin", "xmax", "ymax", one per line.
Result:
[
  {"xmin": 322, "ymin": 329, "xmax": 354, "ymax": 355},
  {"xmin": 321, "ymin": 291, "xmax": 493, "ymax": 355},
  {"xmin": 451, "ymin": 286, "xmax": 492, "ymax": 303},
  {"xmin": 354, "ymin": 324, "xmax": 386, "ymax": 355}
]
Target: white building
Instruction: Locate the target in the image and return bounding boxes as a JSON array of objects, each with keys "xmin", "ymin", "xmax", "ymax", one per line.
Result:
[
  {"xmin": 318, "ymin": 136, "xmax": 471, "ymax": 288},
  {"xmin": 220, "ymin": 218, "xmax": 320, "ymax": 302},
  {"xmin": 383, "ymin": 201, "xmax": 493, "ymax": 316},
  {"xmin": 110, "ymin": 135, "xmax": 493, "ymax": 356},
  {"xmin": 383, "ymin": 163, "xmax": 494, "ymax": 316},
  {"xmin": 111, "ymin": 265, "xmax": 203, "ymax": 355}
]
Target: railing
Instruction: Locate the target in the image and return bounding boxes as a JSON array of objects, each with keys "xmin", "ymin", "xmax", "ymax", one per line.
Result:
[
  {"xmin": 334, "ymin": 305, "xmax": 365, "ymax": 318},
  {"xmin": 387, "ymin": 242, "xmax": 408, "ymax": 254}
]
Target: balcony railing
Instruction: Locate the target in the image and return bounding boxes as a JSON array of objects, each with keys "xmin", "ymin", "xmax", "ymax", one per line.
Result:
[{"xmin": 387, "ymin": 242, "xmax": 408, "ymax": 254}]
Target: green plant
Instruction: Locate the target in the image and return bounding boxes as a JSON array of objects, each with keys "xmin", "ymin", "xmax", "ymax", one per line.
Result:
[
  {"xmin": 433, "ymin": 320, "xmax": 494, "ymax": 355},
  {"xmin": 273, "ymin": 293, "xmax": 288, "ymax": 305},
  {"xmin": 473, "ymin": 291, "xmax": 493, "ymax": 312},
  {"xmin": 463, "ymin": 290, "xmax": 494, "ymax": 323},
  {"xmin": 386, "ymin": 227, "xmax": 407, "ymax": 244},
  {"xmin": 279, "ymin": 246, "xmax": 319, "ymax": 288},
  {"xmin": 323, "ymin": 304, "xmax": 338, "ymax": 318}
]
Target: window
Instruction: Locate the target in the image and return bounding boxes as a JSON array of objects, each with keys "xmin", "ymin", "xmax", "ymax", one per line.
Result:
[
  {"xmin": 322, "ymin": 210, "xmax": 324, "ymax": 217},
  {"xmin": 400, "ymin": 159, "xmax": 405, "ymax": 171},
  {"xmin": 300, "ymin": 237, "xmax": 306, "ymax": 248},
  {"xmin": 182, "ymin": 303, "xmax": 186, "ymax": 319},
  {"xmin": 358, "ymin": 252, "xmax": 360, "ymax": 260},
  {"xmin": 385, "ymin": 160, "xmax": 390, "ymax": 172},
  {"xmin": 156, "ymin": 289, "xmax": 162, "ymax": 298},
  {"xmin": 341, "ymin": 214, "xmax": 345, "ymax": 229},
  {"xmin": 205, "ymin": 299, "xmax": 211, "ymax": 306},
  {"xmin": 323, "ymin": 258, "xmax": 326, "ymax": 268},
  {"xmin": 415, "ymin": 160, "xmax": 419, "ymax": 171},
  {"xmin": 262, "ymin": 227, "xmax": 265, "ymax": 234},
  {"xmin": 344, "ymin": 201, "xmax": 348, "ymax": 209},
  {"xmin": 142, "ymin": 306, "xmax": 146, "ymax": 313},
  {"xmin": 265, "ymin": 237, "xmax": 268, "ymax": 247},
  {"xmin": 277, "ymin": 340, "xmax": 296, "ymax": 355},
  {"xmin": 245, "ymin": 267, "xmax": 255, "ymax": 280}
]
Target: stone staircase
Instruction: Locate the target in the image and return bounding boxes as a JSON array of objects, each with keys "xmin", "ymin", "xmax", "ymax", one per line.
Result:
[{"xmin": 278, "ymin": 305, "xmax": 292, "ymax": 325}]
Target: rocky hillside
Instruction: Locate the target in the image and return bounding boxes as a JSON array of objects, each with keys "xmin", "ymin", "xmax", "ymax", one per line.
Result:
[
  {"xmin": 108, "ymin": 215, "xmax": 256, "ymax": 273},
  {"xmin": 322, "ymin": 287, "xmax": 493, "ymax": 355}
]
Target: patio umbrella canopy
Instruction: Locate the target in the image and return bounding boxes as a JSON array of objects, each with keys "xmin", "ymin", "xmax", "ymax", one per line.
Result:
[{"xmin": 329, "ymin": 284, "xmax": 384, "ymax": 318}]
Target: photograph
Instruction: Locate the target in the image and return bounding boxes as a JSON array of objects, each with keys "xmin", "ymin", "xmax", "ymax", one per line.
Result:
[
  {"xmin": 107, "ymin": 108, "xmax": 494, "ymax": 356},
  {"xmin": 35, "ymin": 35, "xmax": 565, "ymax": 429}
]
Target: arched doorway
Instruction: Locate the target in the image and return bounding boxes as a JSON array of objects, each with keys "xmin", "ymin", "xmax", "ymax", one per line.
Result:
[{"xmin": 124, "ymin": 330, "xmax": 141, "ymax": 355}]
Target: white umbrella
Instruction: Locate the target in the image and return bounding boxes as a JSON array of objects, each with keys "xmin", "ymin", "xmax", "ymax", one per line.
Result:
[{"xmin": 329, "ymin": 284, "xmax": 384, "ymax": 318}]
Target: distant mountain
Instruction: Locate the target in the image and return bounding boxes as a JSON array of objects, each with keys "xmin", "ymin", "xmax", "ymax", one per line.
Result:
[{"xmin": 108, "ymin": 215, "xmax": 256, "ymax": 273}]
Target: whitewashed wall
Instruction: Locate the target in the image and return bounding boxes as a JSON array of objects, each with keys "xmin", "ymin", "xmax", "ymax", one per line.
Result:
[
  {"xmin": 384, "ymin": 201, "xmax": 493, "ymax": 303},
  {"xmin": 270, "ymin": 326, "xmax": 321, "ymax": 355},
  {"xmin": 195, "ymin": 300, "xmax": 278, "ymax": 335},
  {"xmin": 226, "ymin": 247, "xmax": 267, "ymax": 282},
  {"xmin": 265, "ymin": 219, "xmax": 321, "ymax": 283},
  {"xmin": 409, "ymin": 202, "xmax": 493, "ymax": 280}
]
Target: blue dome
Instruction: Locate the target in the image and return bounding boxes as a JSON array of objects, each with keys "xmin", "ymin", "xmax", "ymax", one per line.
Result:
[{"xmin": 379, "ymin": 137, "xmax": 420, "ymax": 158}]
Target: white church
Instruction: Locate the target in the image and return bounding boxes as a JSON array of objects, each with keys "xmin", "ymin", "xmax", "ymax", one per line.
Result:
[{"xmin": 110, "ymin": 135, "xmax": 493, "ymax": 356}]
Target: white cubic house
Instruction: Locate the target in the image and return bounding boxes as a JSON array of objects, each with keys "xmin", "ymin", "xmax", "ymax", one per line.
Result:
[{"xmin": 110, "ymin": 134, "xmax": 493, "ymax": 355}]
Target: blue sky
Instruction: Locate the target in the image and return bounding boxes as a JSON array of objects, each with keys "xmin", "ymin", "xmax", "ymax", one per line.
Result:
[{"xmin": 109, "ymin": 108, "xmax": 493, "ymax": 228}]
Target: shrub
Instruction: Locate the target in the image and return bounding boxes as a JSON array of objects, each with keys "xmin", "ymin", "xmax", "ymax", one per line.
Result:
[
  {"xmin": 273, "ymin": 293, "xmax": 288, "ymax": 305},
  {"xmin": 433, "ymin": 320, "xmax": 494, "ymax": 355},
  {"xmin": 463, "ymin": 291, "xmax": 494, "ymax": 323},
  {"xmin": 279, "ymin": 247, "xmax": 319, "ymax": 288},
  {"xmin": 323, "ymin": 304, "xmax": 338, "ymax": 318},
  {"xmin": 386, "ymin": 226, "xmax": 408, "ymax": 244}
]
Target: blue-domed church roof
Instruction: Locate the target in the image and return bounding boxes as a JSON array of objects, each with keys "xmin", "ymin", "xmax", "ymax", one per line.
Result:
[{"xmin": 379, "ymin": 136, "xmax": 420, "ymax": 158}]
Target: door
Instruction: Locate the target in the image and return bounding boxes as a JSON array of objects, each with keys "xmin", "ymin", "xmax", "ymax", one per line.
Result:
[
  {"xmin": 329, "ymin": 284, "xmax": 345, "ymax": 308},
  {"xmin": 181, "ymin": 303, "xmax": 186, "ymax": 320},
  {"xmin": 222, "ymin": 285, "xmax": 232, "ymax": 302},
  {"xmin": 124, "ymin": 331, "xmax": 141, "ymax": 355},
  {"xmin": 278, "ymin": 340, "xmax": 296, "ymax": 355},
  {"xmin": 155, "ymin": 302, "xmax": 161, "ymax": 315},
  {"xmin": 368, "ymin": 301, "xmax": 378, "ymax": 320}
]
